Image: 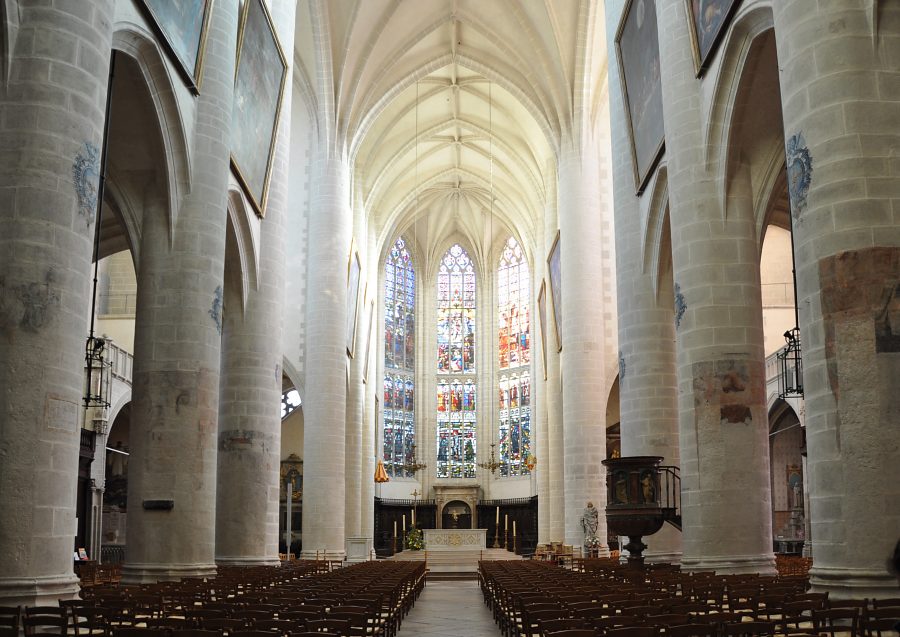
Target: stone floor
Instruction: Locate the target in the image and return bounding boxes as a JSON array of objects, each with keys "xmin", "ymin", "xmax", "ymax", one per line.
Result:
[{"xmin": 396, "ymin": 579, "xmax": 501, "ymax": 637}]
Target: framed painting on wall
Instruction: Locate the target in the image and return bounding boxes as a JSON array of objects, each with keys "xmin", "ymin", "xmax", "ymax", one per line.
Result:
[
  {"xmin": 363, "ymin": 300, "xmax": 375, "ymax": 384},
  {"xmin": 347, "ymin": 246, "xmax": 362, "ymax": 358},
  {"xmin": 615, "ymin": 0, "xmax": 666, "ymax": 194},
  {"xmin": 685, "ymin": 0, "xmax": 742, "ymax": 76},
  {"xmin": 230, "ymin": 0, "xmax": 287, "ymax": 217},
  {"xmin": 547, "ymin": 231, "xmax": 562, "ymax": 353},
  {"xmin": 139, "ymin": 0, "xmax": 214, "ymax": 93},
  {"xmin": 537, "ymin": 280, "xmax": 548, "ymax": 380}
]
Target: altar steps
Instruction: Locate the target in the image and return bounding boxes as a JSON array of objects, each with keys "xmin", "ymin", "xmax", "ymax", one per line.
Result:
[{"xmin": 387, "ymin": 547, "xmax": 523, "ymax": 578}]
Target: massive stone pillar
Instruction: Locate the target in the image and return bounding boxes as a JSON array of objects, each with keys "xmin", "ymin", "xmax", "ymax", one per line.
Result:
[
  {"xmin": 773, "ymin": 0, "xmax": 900, "ymax": 597},
  {"xmin": 657, "ymin": 0, "xmax": 774, "ymax": 574},
  {"xmin": 605, "ymin": 0, "xmax": 682, "ymax": 564},
  {"xmin": 542, "ymin": 178, "xmax": 565, "ymax": 543},
  {"xmin": 215, "ymin": 0, "xmax": 294, "ymax": 566},
  {"xmin": 345, "ymin": 318, "xmax": 364, "ymax": 539},
  {"xmin": 0, "ymin": 0, "xmax": 114, "ymax": 606},
  {"xmin": 301, "ymin": 154, "xmax": 352, "ymax": 560},
  {"xmin": 122, "ymin": 0, "xmax": 237, "ymax": 582},
  {"xmin": 558, "ymin": 141, "xmax": 610, "ymax": 552},
  {"xmin": 534, "ymin": 217, "xmax": 550, "ymax": 544}
]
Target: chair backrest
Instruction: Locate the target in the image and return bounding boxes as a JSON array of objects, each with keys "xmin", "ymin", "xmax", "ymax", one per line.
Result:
[
  {"xmin": 871, "ymin": 598, "xmax": 900, "ymax": 609},
  {"xmin": 664, "ymin": 624, "xmax": 718, "ymax": 637},
  {"xmin": 723, "ymin": 621, "xmax": 776, "ymax": 637},
  {"xmin": 542, "ymin": 630, "xmax": 596, "ymax": 637},
  {"xmin": 604, "ymin": 626, "xmax": 658, "ymax": 637},
  {"xmin": 23, "ymin": 614, "xmax": 67, "ymax": 637}
]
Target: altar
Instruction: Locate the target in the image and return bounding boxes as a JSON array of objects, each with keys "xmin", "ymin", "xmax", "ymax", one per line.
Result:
[{"xmin": 424, "ymin": 528, "xmax": 486, "ymax": 550}]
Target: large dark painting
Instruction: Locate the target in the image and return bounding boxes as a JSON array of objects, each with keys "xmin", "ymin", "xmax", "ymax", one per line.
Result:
[
  {"xmin": 686, "ymin": 0, "xmax": 742, "ymax": 75},
  {"xmin": 231, "ymin": 0, "xmax": 287, "ymax": 217},
  {"xmin": 547, "ymin": 232, "xmax": 562, "ymax": 353},
  {"xmin": 615, "ymin": 0, "xmax": 665, "ymax": 194},
  {"xmin": 140, "ymin": 0, "xmax": 214, "ymax": 92}
]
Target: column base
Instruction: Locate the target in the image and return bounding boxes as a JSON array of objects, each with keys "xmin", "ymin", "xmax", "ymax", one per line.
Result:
[
  {"xmin": 215, "ymin": 556, "xmax": 281, "ymax": 567},
  {"xmin": 809, "ymin": 565, "xmax": 900, "ymax": 600},
  {"xmin": 0, "ymin": 574, "xmax": 81, "ymax": 607},
  {"xmin": 681, "ymin": 553, "xmax": 776, "ymax": 574},
  {"xmin": 645, "ymin": 550, "xmax": 684, "ymax": 565},
  {"xmin": 120, "ymin": 562, "xmax": 217, "ymax": 584},
  {"xmin": 345, "ymin": 537, "xmax": 373, "ymax": 564}
]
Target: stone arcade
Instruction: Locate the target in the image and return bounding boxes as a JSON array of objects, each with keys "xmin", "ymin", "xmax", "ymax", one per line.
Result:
[{"xmin": 0, "ymin": 0, "xmax": 898, "ymax": 608}]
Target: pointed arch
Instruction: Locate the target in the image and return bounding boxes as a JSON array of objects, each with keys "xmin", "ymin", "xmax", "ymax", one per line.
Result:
[{"xmin": 112, "ymin": 21, "xmax": 193, "ymax": 244}]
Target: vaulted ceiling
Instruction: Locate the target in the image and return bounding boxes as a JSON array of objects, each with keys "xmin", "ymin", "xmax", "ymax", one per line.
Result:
[{"xmin": 294, "ymin": 0, "xmax": 608, "ymax": 270}]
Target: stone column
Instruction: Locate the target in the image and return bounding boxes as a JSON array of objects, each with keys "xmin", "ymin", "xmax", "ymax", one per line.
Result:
[
  {"xmin": 657, "ymin": 0, "xmax": 774, "ymax": 574},
  {"xmin": 301, "ymin": 154, "xmax": 352, "ymax": 560},
  {"xmin": 773, "ymin": 0, "xmax": 900, "ymax": 597},
  {"xmin": 215, "ymin": 0, "xmax": 294, "ymax": 567},
  {"xmin": 0, "ymin": 1, "xmax": 114, "ymax": 604},
  {"xmin": 534, "ymin": 218, "xmax": 550, "ymax": 543},
  {"xmin": 543, "ymin": 177, "xmax": 565, "ymax": 543},
  {"xmin": 605, "ymin": 0, "xmax": 682, "ymax": 564},
  {"xmin": 558, "ymin": 140, "xmax": 609, "ymax": 552},
  {"xmin": 345, "ymin": 320, "xmax": 364, "ymax": 538},
  {"xmin": 122, "ymin": 0, "xmax": 237, "ymax": 582}
]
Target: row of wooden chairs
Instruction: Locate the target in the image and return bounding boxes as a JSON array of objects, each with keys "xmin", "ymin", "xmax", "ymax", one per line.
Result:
[
  {"xmin": 2, "ymin": 560, "xmax": 427, "ymax": 637},
  {"xmin": 479, "ymin": 560, "xmax": 900, "ymax": 637}
]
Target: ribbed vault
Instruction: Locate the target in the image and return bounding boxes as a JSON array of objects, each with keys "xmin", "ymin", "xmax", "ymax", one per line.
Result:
[{"xmin": 294, "ymin": 0, "xmax": 608, "ymax": 268}]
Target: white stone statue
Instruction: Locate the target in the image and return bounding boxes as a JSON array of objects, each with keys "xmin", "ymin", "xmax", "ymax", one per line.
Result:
[{"xmin": 581, "ymin": 501, "xmax": 599, "ymax": 548}]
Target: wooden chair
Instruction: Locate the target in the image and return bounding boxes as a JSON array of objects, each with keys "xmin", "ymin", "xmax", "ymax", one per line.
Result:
[
  {"xmin": 538, "ymin": 618, "xmax": 587, "ymax": 637},
  {"xmin": 0, "ymin": 607, "xmax": 21, "ymax": 633},
  {"xmin": 605, "ymin": 627, "xmax": 658, "ymax": 637},
  {"xmin": 112, "ymin": 630, "xmax": 169, "ymax": 637},
  {"xmin": 860, "ymin": 615, "xmax": 900, "ymax": 637},
  {"xmin": 722, "ymin": 621, "xmax": 776, "ymax": 637},
  {"xmin": 662, "ymin": 624, "xmax": 717, "ymax": 637},
  {"xmin": 23, "ymin": 614, "xmax": 68, "ymax": 637},
  {"xmin": 542, "ymin": 630, "xmax": 596, "ymax": 637},
  {"xmin": 812, "ymin": 608, "xmax": 860, "ymax": 637},
  {"xmin": 870, "ymin": 599, "xmax": 900, "ymax": 609},
  {"xmin": 305, "ymin": 618, "xmax": 350, "ymax": 634}
]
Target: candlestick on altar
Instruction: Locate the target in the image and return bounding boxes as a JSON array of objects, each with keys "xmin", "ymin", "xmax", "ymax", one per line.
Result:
[
  {"xmin": 411, "ymin": 507, "xmax": 415, "ymax": 527},
  {"xmin": 492, "ymin": 524, "xmax": 501, "ymax": 548},
  {"xmin": 495, "ymin": 506, "xmax": 499, "ymax": 525},
  {"xmin": 504, "ymin": 528, "xmax": 509, "ymax": 550},
  {"xmin": 513, "ymin": 520, "xmax": 517, "ymax": 537},
  {"xmin": 504, "ymin": 514, "xmax": 508, "ymax": 531},
  {"xmin": 402, "ymin": 514, "xmax": 406, "ymax": 532},
  {"xmin": 394, "ymin": 520, "xmax": 397, "ymax": 538}
]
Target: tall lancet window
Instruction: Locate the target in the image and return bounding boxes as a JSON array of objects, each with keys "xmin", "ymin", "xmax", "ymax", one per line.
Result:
[
  {"xmin": 383, "ymin": 237, "xmax": 416, "ymax": 478},
  {"xmin": 498, "ymin": 237, "xmax": 531, "ymax": 476},
  {"xmin": 436, "ymin": 244, "xmax": 477, "ymax": 478}
]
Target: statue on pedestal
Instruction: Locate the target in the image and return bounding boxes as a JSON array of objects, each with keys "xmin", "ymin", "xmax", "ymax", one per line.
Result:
[{"xmin": 581, "ymin": 501, "xmax": 599, "ymax": 551}]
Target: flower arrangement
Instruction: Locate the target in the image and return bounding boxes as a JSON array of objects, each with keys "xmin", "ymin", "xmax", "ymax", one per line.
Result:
[
  {"xmin": 584, "ymin": 536, "xmax": 603, "ymax": 550},
  {"xmin": 405, "ymin": 526, "xmax": 424, "ymax": 550}
]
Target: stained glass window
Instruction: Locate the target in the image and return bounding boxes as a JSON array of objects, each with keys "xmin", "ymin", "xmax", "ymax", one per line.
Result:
[
  {"xmin": 383, "ymin": 237, "xmax": 415, "ymax": 478},
  {"xmin": 436, "ymin": 244, "xmax": 476, "ymax": 478},
  {"xmin": 498, "ymin": 237, "xmax": 531, "ymax": 476}
]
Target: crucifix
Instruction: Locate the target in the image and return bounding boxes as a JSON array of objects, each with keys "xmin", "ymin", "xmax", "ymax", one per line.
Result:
[{"xmin": 411, "ymin": 489, "xmax": 421, "ymax": 528}]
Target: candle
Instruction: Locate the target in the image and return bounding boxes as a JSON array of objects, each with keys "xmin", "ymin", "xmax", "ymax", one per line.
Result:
[
  {"xmin": 504, "ymin": 514, "xmax": 508, "ymax": 531},
  {"xmin": 496, "ymin": 506, "xmax": 500, "ymax": 526},
  {"xmin": 513, "ymin": 521, "xmax": 517, "ymax": 537},
  {"xmin": 403, "ymin": 514, "xmax": 406, "ymax": 532},
  {"xmin": 411, "ymin": 507, "xmax": 415, "ymax": 527},
  {"xmin": 394, "ymin": 521, "xmax": 397, "ymax": 538}
]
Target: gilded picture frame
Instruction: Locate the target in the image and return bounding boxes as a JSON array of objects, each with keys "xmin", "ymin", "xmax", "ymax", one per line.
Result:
[
  {"xmin": 230, "ymin": 0, "xmax": 287, "ymax": 218},
  {"xmin": 615, "ymin": 0, "xmax": 666, "ymax": 194},
  {"xmin": 537, "ymin": 280, "xmax": 548, "ymax": 380},
  {"xmin": 363, "ymin": 300, "xmax": 375, "ymax": 384},
  {"xmin": 685, "ymin": 0, "xmax": 742, "ymax": 76},
  {"xmin": 347, "ymin": 245, "xmax": 363, "ymax": 358},
  {"xmin": 139, "ymin": 0, "xmax": 214, "ymax": 94},
  {"xmin": 547, "ymin": 231, "xmax": 562, "ymax": 353}
]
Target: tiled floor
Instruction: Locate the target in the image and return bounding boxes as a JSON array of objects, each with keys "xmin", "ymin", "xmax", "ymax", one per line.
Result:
[{"xmin": 397, "ymin": 579, "xmax": 501, "ymax": 637}]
